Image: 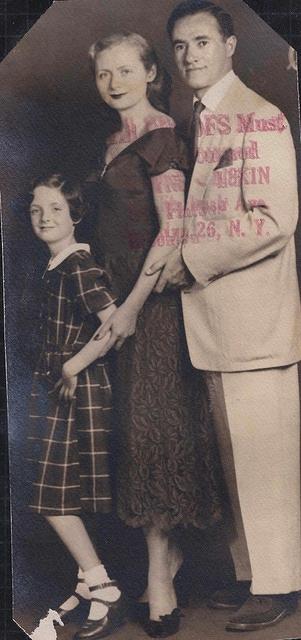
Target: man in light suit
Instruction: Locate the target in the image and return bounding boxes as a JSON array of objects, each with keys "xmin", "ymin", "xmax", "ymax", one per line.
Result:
[{"xmin": 147, "ymin": 0, "xmax": 301, "ymax": 631}]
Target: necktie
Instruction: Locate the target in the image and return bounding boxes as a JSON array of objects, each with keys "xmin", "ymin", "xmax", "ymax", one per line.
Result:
[{"xmin": 191, "ymin": 100, "xmax": 205, "ymax": 157}]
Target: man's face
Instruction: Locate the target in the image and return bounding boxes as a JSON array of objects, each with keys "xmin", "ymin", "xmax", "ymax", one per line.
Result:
[{"xmin": 172, "ymin": 12, "xmax": 237, "ymax": 98}]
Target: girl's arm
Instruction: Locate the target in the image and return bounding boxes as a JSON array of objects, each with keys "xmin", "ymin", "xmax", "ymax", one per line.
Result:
[
  {"xmin": 94, "ymin": 168, "xmax": 186, "ymax": 350},
  {"xmin": 62, "ymin": 304, "xmax": 117, "ymax": 378},
  {"xmin": 56, "ymin": 304, "xmax": 117, "ymax": 400}
]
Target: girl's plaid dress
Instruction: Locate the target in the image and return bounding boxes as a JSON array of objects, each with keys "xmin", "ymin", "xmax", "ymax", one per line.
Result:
[{"xmin": 27, "ymin": 244, "xmax": 117, "ymax": 515}]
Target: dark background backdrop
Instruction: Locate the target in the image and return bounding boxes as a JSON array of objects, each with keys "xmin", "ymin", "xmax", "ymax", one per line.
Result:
[{"xmin": 1, "ymin": 1, "xmax": 301, "ymax": 638}]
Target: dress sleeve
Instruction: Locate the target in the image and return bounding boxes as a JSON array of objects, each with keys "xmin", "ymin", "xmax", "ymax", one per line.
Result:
[
  {"xmin": 67, "ymin": 252, "xmax": 117, "ymax": 316},
  {"xmin": 136, "ymin": 128, "xmax": 189, "ymax": 176}
]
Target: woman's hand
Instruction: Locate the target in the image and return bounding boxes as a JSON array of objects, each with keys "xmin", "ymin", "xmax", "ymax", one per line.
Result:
[
  {"xmin": 55, "ymin": 366, "xmax": 78, "ymax": 402},
  {"xmin": 94, "ymin": 303, "xmax": 138, "ymax": 351}
]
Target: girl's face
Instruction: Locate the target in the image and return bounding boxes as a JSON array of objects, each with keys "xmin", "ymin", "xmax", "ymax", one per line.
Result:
[
  {"xmin": 95, "ymin": 42, "xmax": 156, "ymax": 112},
  {"xmin": 30, "ymin": 186, "xmax": 75, "ymax": 251}
]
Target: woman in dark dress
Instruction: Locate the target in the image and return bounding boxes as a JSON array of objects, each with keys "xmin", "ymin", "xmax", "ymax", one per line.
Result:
[{"xmin": 85, "ymin": 32, "xmax": 222, "ymax": 635}]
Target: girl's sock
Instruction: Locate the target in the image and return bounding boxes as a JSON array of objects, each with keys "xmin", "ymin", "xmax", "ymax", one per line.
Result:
[
  {"xmin": 84, "ymin": 564, "xmax": 121, "ymax": 621},
  {"xmin": 59, "ymin": 568, "xmax": 91, "ymax": 613}
]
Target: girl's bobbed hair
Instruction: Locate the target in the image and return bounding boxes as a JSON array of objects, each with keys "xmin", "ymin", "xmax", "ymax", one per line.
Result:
[
  {"xmin": 89, "ymin": 32, "xmax": 172, "ymax": 115},
  {"xmin": 30, "ymin": 174, "xmax": 85, "ymax": 223}
]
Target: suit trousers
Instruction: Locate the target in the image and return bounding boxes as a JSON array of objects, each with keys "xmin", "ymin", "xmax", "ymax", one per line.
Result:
[{"xmin": 206, "ymin": 365, "xmax": 301, "ymax": 594}]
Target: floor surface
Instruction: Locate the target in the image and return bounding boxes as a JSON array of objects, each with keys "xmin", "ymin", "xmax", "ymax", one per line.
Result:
[{"xmin": 19, "ymin": 597, "xmax": 301, "ymax": 640}]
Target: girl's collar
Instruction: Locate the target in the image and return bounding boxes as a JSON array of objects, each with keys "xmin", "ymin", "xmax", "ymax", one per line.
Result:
[{"xmin": 47, "ymin": 243, "xmax": 90, "ymax": 271}]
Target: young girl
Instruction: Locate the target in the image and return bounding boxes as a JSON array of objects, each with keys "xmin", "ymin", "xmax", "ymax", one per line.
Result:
[{"xmin": 27, "ymin": 174, "xmax": 127, "ymax": 640}]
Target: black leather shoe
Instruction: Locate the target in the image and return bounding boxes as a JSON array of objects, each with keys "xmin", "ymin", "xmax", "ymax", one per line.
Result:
[
  {"xmin": 73, "ymin": 592, "xmax": 128, "ymax": 639},
  {"xmin": 207, "ymin": 581, "xmax": 251, "ymax": 610},
  {"xmin": 141, "ymin": 608, "xmax": 183, "ymax": 638},
  {"xmin": 56, "ymin": 591, "xmax": 90, "ymax": 624},
  {"xmin": 225, "ymin": 593, "xmax": 297, "ymax": 632}
]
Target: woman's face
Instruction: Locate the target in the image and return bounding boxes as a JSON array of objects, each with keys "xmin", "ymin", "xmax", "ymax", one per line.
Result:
[{"xmin": 95, "ymin": 42, "xmax": 156, "ymax": 112}]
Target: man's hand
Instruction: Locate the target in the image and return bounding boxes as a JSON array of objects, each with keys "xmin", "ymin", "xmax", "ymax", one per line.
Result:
[{"xmin": 146, "ymin": 248, "xmax": 193, "ymax": 293}]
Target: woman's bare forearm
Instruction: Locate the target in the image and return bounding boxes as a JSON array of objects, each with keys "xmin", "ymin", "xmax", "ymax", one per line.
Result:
[
  {"xmin": 124, "ymin": 169, "xmax": 185, "ymax": 312},
  {"xmin": 125, "ymin": 239, "xmax": 181, "ymax": 312}
]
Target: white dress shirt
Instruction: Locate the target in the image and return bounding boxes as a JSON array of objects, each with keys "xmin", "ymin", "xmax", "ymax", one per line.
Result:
[{"xmin": 194, "ymin": 69, "xmax": 236, "ymax": 151}]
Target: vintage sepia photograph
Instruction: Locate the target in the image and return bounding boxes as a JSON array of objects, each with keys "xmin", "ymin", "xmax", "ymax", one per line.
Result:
[{"xmin": 1, "ymin": 0, "xmax": 301, "ymax": 639}]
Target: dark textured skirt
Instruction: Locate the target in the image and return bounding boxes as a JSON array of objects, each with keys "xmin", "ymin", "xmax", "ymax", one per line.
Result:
[
  {"xmin": 113, "ymin": 292, "xmax": 224, "ymax": 531},
  {"xmin": 27, "ymin": 351, "xmax": 114, "ymax": 516}
]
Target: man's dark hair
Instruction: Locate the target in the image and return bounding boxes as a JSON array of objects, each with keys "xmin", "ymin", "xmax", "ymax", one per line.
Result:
[{"xmin": 167, "ymin": 0, "xmax": 235, "ymax": 41}]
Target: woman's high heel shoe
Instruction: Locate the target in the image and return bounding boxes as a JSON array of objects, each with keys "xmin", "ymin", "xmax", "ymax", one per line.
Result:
[
  {"xmin": 131, "ymin": 562, "xmax": 188, "ymax": 626},
  {"xmin": 141, "ymin": 608, "xmax": 183, "ymax": 638},
  {"xmin": 74, "ymin": 582, "xmax": 128, "ymax": 639}
]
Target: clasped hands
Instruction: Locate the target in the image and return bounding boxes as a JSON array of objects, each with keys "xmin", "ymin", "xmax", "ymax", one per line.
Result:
[
  {"xmin": 94, "ymin": 301, "xmax": 138, "ymax": 353},
  {"xmin": 55, "ymin": 248, "xmax": 191, "ymax": 400},
  {"xmin": 93, "ymin": 248, "xmax": 191, "ymax": 352},
  {"xmin": 54, "ymin": 304, "xmax": 138, "ymax": 401}
]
